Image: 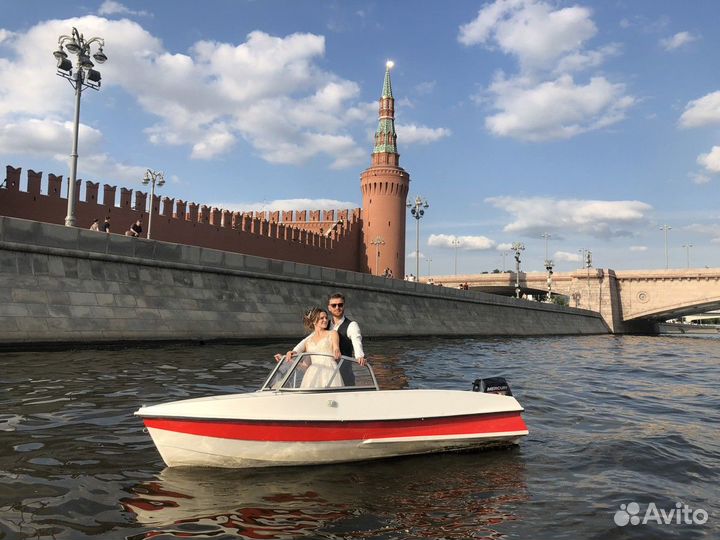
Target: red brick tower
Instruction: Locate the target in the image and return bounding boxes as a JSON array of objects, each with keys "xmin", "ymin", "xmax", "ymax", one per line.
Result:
[{"xmin": 360, "ymin": 62, "xmax": 410, "ymax": 277}]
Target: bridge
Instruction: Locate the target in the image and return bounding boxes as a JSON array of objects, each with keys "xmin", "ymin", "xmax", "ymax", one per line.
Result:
[{"xmin": 423, "ymin": 268, "xmax": 720, "ymax": 333}]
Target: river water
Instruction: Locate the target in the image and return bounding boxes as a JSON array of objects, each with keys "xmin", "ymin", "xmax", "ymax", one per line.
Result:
[{"xmin": 1, "ymin": 334, "xmax": 717, "ymax": 540}]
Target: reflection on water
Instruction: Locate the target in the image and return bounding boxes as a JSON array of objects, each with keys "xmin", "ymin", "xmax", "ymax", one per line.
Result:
[
  {"xmin": 1, "ymin": 335, "xmax": 719, "ymax": 539},
  {"xmin": 121, "ymin": 451, "xmax": 527, "ymax": 539}
]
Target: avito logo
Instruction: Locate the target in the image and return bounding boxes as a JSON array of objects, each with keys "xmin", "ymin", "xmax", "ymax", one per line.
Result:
[{"xmin": 614, "ymin": 501, "xmax": 708, "ymax": 527}]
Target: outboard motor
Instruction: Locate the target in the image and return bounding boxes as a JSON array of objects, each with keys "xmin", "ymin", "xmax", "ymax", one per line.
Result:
[{"xmin": 472, "ymin": 377, "xmax": 513, "ymax": 396}]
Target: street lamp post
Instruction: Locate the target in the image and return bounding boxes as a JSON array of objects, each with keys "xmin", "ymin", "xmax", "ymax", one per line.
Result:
[
  {"xmin": 451, "ymin": 238, "xmax": 461, "ymax": 275},
  {"xmin": 660, "ymin": 225, "xmax": 672, "ymax": 269},
  {"xmin": 682, "ymin": 243, "xmax": 693, "ymax": 268},
  {"xmin": 578, "ymin": 248, "xmax": 587, "ymax": 270},
  {"xmin": 542, "ymin": 232, "xmax": 553, "ymax": 302},
  {"xmin": 585, "ymin": 250, "xmax": 592, "ymax": 310},
  {"xmin": 407, "ymin": 195, "xmax": 429, "ymax": 279},
  {"xmin": 370, "ymin": 236, "xmax": 385, "ymax": 275},
  {"xmin": 541, "ymin": 232, "xmax": 551, "ymax": 260},
  {"xmin": 53, "ymin": 27, "xmax": 107, "ymax": 227},
  {"xmin": 545, "ymin": 259, "xmax": 554, "ymax": 302},
  {"xmin": 427, "ymin": 256, "xmax": 432, "ymax": 276},
  {"xmin": 512, "ymin": 242, "xmax": 525, "ymax": 298},
  {"xmin": 142, "ymin": 169, "xmax": 165, "ymax": 239}
]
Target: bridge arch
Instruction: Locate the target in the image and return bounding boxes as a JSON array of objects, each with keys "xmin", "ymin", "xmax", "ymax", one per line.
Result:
[
  {"xmin": 624, "ymin": 295, "xmax": 720, "ymax": 321},
  {"xmin": 423, "ymin": 268, "xmax": 720, "ymax": 333}
]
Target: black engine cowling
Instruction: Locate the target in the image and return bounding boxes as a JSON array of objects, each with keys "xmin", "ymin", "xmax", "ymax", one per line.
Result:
[{"xmin": 472, "ymin": 377, "xmax": 513, "ymax": 396}]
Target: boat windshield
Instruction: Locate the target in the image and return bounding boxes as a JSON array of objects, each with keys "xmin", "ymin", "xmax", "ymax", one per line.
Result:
[{"xmin": 260, "ymin": 353, "xmax": 379, "ymax": 392}]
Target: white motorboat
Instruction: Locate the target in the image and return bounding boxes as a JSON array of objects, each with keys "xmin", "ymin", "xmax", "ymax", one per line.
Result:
[{"xmin": 135, "ymin": 354, "xmax": 528, "ymax": 468}]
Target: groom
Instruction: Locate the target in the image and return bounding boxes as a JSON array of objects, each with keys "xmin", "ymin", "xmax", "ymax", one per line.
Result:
[{"xmin": 326, "ymin": 292, "xmax": 366, "ymax": 386}]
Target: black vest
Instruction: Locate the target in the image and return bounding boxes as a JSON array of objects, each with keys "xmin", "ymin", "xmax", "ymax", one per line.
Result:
[
  {"xmin": 335, "ymin": 317, "xmax": 356, "ymax": 385},
  {"xmin": 336, "ymin": 317, "xmax": 354, "ymax": 357}
]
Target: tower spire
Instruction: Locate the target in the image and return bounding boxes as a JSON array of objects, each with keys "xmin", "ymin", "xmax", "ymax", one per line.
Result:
[
  {"xmin": 373, "ymin": 61, "xmax": 398, "ymax": 156},
  {"xmin": 382, "ymin": 60, "xmax": 394, "ymax": 98}
]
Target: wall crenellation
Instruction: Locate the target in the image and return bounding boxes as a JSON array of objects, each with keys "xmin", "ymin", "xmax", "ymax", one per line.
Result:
[{"xmin": 1, "ymin": 165, "xmax": 363, "ymax": 271}]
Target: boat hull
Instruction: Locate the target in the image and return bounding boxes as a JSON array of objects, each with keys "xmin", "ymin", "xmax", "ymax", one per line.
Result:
[{"xmin": 143, "ymin": 411, "xmax": 528, "ymax": 468}]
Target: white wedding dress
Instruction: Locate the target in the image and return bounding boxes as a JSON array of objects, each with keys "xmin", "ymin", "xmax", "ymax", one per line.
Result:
[{"xmin": 301, "ymin": 332, "xmax": 343, "ymax": 388}]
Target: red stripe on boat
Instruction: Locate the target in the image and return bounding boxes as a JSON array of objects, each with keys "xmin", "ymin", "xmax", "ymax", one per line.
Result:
[{"xmin": 144, "ymin": 413, "xmax": 527, "ymax": 442}]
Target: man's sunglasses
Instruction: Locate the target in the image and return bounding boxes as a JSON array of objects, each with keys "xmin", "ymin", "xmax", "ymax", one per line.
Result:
[{"xmin": 329, "ymin": 303, "xmax": 344, "ymax": 308}]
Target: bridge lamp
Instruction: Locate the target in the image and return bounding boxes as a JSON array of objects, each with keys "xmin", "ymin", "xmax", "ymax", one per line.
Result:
[
  {"xmin": 451, "ymin": 238, "xmax": 461, "ymax": 275},
  {"xmin": 511, "ymin": 242, "xmax": 525, "ymax": 298},
  {"xmin": 407, "ymin": 195, "xmax": 429, "ymax": 279},
  {"xmin": 660, "ymin": 225, "xmax": 672, "ymax": 269},
  {"xmin": 53, "ymin": 27, "xmax": 108, "ymax": 228},
  {"xmin": 142, "ymin": 169, "xmax": 165, "ymax": 239},
  {"xmin": 541, "ymin": 232, "xmax": 551, "ymax": 261},
  {"xmin": 682, "ymin": 244, "xmax": 693, "ymax": 268}
]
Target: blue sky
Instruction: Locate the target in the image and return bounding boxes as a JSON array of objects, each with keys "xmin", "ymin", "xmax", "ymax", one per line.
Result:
[{"xmin": 1, "ymin": 0, "xmax": 719, "ymax": 275}]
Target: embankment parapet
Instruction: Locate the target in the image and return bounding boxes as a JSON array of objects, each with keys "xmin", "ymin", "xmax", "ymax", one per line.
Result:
[{"xmin": 0, "ymin": 216, "xmax": 609, "ymax": 347}]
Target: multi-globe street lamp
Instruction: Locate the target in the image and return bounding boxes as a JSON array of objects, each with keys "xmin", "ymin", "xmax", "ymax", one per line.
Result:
[
  {"xmin": 545, "ymin": 259, "xmax": 555, "ymax": 302},
  {"xmin": 142, "ymin": 169, "xmax": 165, "ymax": 240},
  {"xmin": 541, "ymin": 232, "xmax": 553, "ymax": 301},
  {"xmin": 370, "ymin": 236, "xmax": 385, "ymax": 275},
  {"xmin": 53, "ymin": 27, "xmax": 107, "ymax": 227},
  {"xmin": 512, "ymin": 242, "xmax": 525, "ymax": 298},
  {"xmin": 407, "ymin": 195, "xmax": 429, "ymax": 279},
  {"xmin": 579, "ymin": 249, "xmax": 592, "ymax": 310}
]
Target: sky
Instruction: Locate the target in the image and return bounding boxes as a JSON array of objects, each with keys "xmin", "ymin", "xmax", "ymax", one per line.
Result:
[{"xmin": 1, "ymin": 0, "xmax": 720, "ymax": 276}]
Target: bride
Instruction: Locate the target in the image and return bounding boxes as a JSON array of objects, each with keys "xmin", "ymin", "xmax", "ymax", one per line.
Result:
[
  {"xmin": 273, "ymin": 307, "xmax": 343, "ymax": 388},
  {"xmin": 297, "ymin": 307, "xmax": 343, "ymax": 388}
]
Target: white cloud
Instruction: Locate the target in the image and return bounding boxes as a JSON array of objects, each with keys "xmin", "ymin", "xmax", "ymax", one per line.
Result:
[
  {"xmin": 98, "ymin": 1, "xmax": 150, "ymax": 17},
  {"xmin": 496, "ymin": 242, "xmax": 514, "ymax": 251},
  {"xmin": 553, "ymin": 43, "xmax": 621, "ymax": 74},
  {"xmin": 396, "ymin": 124, "xmax": 451, "ymax": 145},
  {"xmin": 485, "ymin": 196, "xmax": 652, "ymax": 239},
  {"xmin": 0, "ymin": 118, "xmax": 102, "ymax": 158},
  {"xmin": 407, "ymin": 251, "xmax": 425, "ymax": 260},
  {"xmin": 459, "ymin": 0, "xmax": 635, "ymax": 142},
  {"xmin": 206, "ymin": 198, "xmax": 358, "ymax": 213},
  {"xmin": 660, "ymin": 31, "xmax": 698, "ymax": 51},
  {"xmin": 458, "ymin": 0, "xmax": 597, "ymax": 73},
  {"xmin": 0, "ymin": 29, "xmax": 14, "ymax": 44},
  {"xmin": 485, "ymin": 74, "xmax": 635, "ymax": 141},
  {"xmin": 428, "ymin": 234, "xmax": 496, "ymax": 250},
  {"xmin": 414, "ymin": 81, "xmax": 436, "ymax": 95},
  {"xmin": 0, "ymin": 18, "xmax": 392, "ymax": 175},
  {"xmin": 697, "ymin": 146, "xmax": 720, "ymax": 174},
  {"xmin": 554, "ymin": 250, "xmax": 580, "ymax": 262},
  {"xmin": 630, "ymin": 246, "xmax": 648, "ymax": 252},
  {"xmin": 691, "ymin": 172, "xmax": 711, "ymax": 185},
  {"xmin": 679, "ymin": 91, "xmax": 720, "ymax": 128},
  {"xmin": 685, "ymin": 223, "xmax": 720, "ymax": 243}
]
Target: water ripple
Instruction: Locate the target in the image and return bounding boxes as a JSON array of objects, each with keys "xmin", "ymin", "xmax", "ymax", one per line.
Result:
[{"xmin": 0, "ymin": 336, "xmax": 718, "ymax": 539}]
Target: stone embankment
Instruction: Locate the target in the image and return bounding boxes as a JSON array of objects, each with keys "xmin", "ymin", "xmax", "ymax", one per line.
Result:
[{"xmin": 0, "ymin": 216, "xmax": 608, "ymax": 348}]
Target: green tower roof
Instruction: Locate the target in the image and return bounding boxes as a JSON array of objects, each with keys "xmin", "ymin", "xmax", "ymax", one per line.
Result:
[
  {"xmin": 382, "ymin": 64, "xmax": 393, "ymax": 98},
  {"xmin": 373, "ymin": 63, "xmax": 397, "ymax": 154}
]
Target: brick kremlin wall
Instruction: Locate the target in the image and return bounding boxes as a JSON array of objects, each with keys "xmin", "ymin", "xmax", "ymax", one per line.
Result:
[{"xmin": 0, "ymin": 166, "xmax": 366, "ymax": 272}]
